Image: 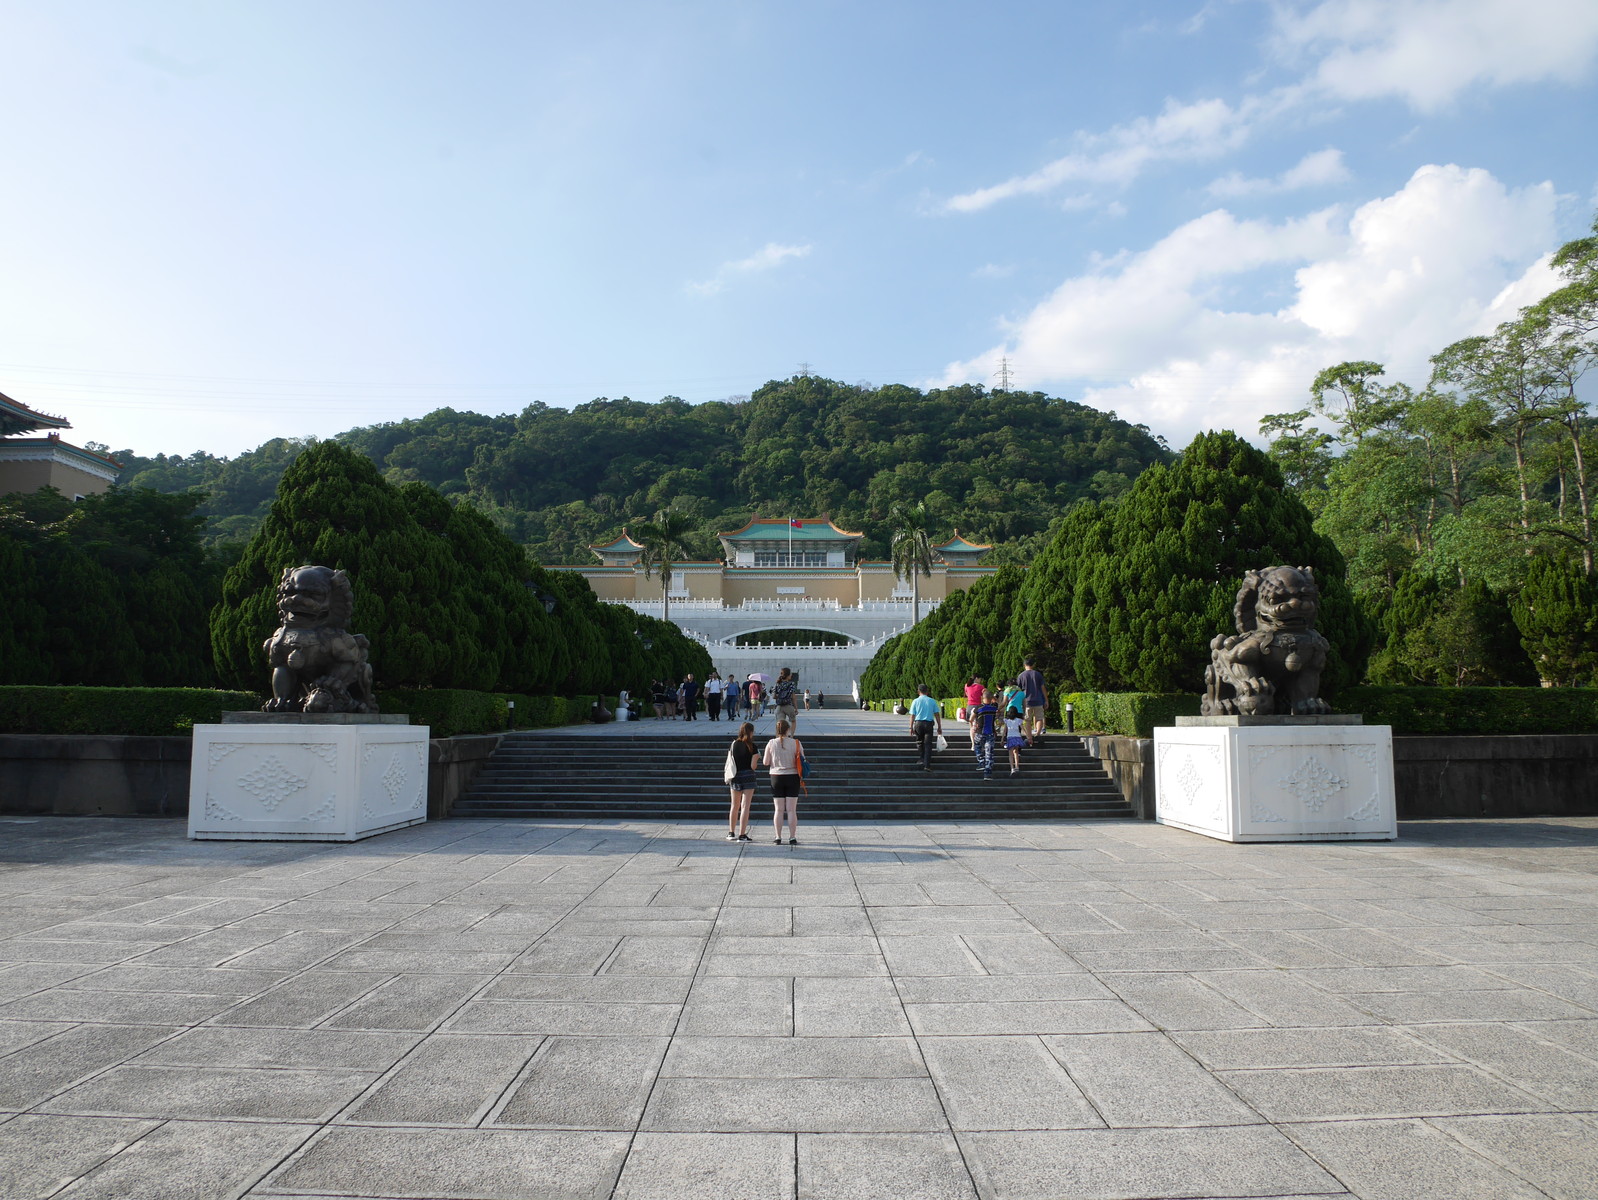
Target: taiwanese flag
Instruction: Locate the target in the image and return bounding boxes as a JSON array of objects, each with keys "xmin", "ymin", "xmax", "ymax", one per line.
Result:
[{"xmin": 789, "ymin": 518, "xmax": 803, "ymax": 528}]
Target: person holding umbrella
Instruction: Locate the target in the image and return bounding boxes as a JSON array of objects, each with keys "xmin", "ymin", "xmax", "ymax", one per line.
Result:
[{"xmin": 746, "ymin": 672, "xmax": 769, "ymax": 719}]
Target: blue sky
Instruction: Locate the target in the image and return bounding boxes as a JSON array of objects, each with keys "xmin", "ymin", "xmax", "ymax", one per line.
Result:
[{"xmin": 2, "ymin": 0, "xmax": 1596, "ymax": 458}]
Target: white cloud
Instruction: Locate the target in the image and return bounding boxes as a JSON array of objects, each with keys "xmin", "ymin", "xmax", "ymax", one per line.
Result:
[
  {"xmin": 1271, "ymin": 0, "xmax": 1598, "ymax": 111},
  {"xmin": 973, "ymin": 262, "xmax": 1016, "ymax": 279},
  {"xmin": 687, "ymin": 241, "xmax": 812, "ymax": 296},
  {"xmin": 944, "ymin": 1, "xmax": 1598, "ymax": 214},
  {"xmin": 936, "ymin": 165, "xmax": 1562, "ymax": 444},
  {"xmin": 945, "ymin": 96, "xmax": 1267, "ymax": 213},
  {"xmin": 1207, "ymin": 148, "xmax": 1351, "ymax": 197}
]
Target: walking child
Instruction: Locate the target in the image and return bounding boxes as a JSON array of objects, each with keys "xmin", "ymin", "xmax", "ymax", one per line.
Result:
[{"xmin": 1004, "ymin": 703, "xmax": 1026, "ymax": 775}]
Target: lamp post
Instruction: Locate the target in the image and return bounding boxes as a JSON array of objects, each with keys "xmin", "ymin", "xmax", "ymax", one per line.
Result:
[{"xmin": 1064, "ymin": 702, "xmax": 1074, "ymax": 733}]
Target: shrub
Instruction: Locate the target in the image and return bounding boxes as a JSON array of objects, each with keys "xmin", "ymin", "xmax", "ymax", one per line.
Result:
[
  {"xmin": 380, "ymin": 688, "xmax": 506, "ymax": 738},
  {"xmin": 1060, "ymin": 692, "xmax": 1202, "ymax": 737},
  {"xmin": 0, "ymin": 686, "xmax": 260, "ymax": 736},
  {"xmin": 1335, "ymin": 686, "xmax": 1598, "ymax": 736}
]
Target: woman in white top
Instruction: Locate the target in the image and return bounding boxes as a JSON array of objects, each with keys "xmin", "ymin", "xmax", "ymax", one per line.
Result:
[{"xmin": 761, "ymin": 718, "xmax": 804, "ymax": 845}]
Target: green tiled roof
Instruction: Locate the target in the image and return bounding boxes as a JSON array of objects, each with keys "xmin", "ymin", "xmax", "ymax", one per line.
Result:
[
  {"xmin": 719, "ymin": 518, "xmax": 862, "ymax": 542},
  {"xmin": 932, "ymin": 530, "xmax": 991, "ymax": 553}
]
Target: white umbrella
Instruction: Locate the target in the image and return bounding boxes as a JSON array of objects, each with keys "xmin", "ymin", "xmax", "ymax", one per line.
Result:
[{"xmin": 746, "ymin": 672, "xmax": 771, "ymax": 683}]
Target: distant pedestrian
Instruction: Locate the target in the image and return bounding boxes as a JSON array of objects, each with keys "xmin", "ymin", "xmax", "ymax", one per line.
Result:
[
  {"xmin": 1017, "ymin": 657, "xmax": 1048, "ymax": 746},
  {"xmin": 970, "ymin": 688, "xmax": 1000, "ymax": 781},
  {"xmin": 803, "ymin": 688, "xmax": 812, "ymax": 711},
  {"xmin": 817, "ymin": 692, "xmax": 826, "ymax": 709},
  {"xmin": 724, "ymin": 674, "xmax": 741, "ymax": 721},
  {"xmin": 909, "ymin": 683, "xmax": 943, "ymax": 772},
  {"xmin": 748, "ymin": 678, "xmax": 765, "ymax": 718},
  {"xmin": 681, "ymin": 674, "xmax": 700, "ymax": 721},
  {"xmin": 773, "ymin": 668, "xmax": 799, "ymax": 731},
  {"xmin": 705, "ymin": 672, "xmax": 724, "ymax": 722},
  {"xmin": 725, "ymin": 721, "xmax": 757, "ymax": 841},
  {"xmin": 650, "ymin": 680, "xmax": 668, "ymax": 720},
  {"xmin": 763, "ymin": 718, "xmax": 804, "ymax": 845}
]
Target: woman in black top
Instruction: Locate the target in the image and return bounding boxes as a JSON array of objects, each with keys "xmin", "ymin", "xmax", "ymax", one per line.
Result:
[{"xmin": 726, "ymin": 721, "xmax": 758, "ymax": 841}]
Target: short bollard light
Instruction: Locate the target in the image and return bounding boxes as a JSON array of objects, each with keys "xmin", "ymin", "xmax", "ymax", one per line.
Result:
[
  {"xmin": 506, "ymin": 700, "xmax": 515, "ymax": 729},
  {"xmin": 1065, "ymin": 702, "xmax": 1074, "ymax": 733}
]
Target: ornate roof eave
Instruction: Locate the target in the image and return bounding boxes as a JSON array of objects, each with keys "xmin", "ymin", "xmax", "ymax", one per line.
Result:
[{"xmin": 0, "ymin": 390, "xmax": 73, "ymax": 436}]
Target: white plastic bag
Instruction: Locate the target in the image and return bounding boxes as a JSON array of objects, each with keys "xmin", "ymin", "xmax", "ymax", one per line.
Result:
[
  {"xmin": 955, "ymin": 706, "xmax": 967, "ymax": 722},
  {"xmin": 723, "ymin": 749, "xmax": 737, "ymax": 785},
  {"xmin": 935, "ymin": 734, "xmax": 949, "ymax": 752}
]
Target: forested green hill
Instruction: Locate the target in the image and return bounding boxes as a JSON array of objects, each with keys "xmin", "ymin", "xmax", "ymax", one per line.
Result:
[{"xmin": 110, "ymin": 377, "xmax": 1172, "ymax": 562}]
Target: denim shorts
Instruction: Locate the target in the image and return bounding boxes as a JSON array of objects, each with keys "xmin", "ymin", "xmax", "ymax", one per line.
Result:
[{"xmin": 731, "ymin": 768, "xmax": 757, "ymax": 789}]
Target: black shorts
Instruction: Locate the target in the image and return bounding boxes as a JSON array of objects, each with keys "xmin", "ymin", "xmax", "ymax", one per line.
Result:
[{"xmin": 771, "ymin": 774, "xmax": 801, "ymax": 799}]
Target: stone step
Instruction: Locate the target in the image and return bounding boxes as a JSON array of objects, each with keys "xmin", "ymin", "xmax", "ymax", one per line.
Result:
[{"xmin": 453, "ymin": 728, "xmax": 1130, "ymax": 821}]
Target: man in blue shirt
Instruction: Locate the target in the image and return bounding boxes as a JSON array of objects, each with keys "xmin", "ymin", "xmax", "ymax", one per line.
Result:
[
  {"xmin": 970, "ymin": 689, "xmax": 1000, "ymax": 780},
  {"xmin": 908, "ymin": 684, "xmax": 943, "ymax": 772},
  {"xmin": 1017, "ymin": 657, "xmax": 1048, "ymax": 747}
]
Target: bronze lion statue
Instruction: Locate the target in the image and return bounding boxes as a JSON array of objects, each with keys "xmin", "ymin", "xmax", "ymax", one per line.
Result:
[
  {"xmin": 262, "ymin": 565, "xmax": 377, "ymax": 714},
  {"xmin": 1202, "ymin": 565, "xmax": 1331, "ymax": 717}
]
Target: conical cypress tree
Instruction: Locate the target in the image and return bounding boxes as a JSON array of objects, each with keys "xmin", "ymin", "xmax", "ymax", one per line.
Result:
[
  {"xmin": 996, "ymin": 501, "xmax": 1111, "ymax": 688},
  {"xmin": 43, "ymin": 547, "xmax": 140, "ymax": 685},
  {"xmin": 1067, "ymin": 431, "xmax": 1369, "ymax": 694},
  {"xmin": 212, "ymin": 441, "xmax": 478, "ymax": 692},
  {"xmin": 0, "ymin": 532, "xmax": 55, "ymax": 684},
  {"xmin": 1512, "ymin": 556, "xmax": 1598, "ymax": 686}
]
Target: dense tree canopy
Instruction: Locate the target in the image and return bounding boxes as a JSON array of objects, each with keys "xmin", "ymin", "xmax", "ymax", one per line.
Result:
[
  {"xmin": 210, "ymin": 442, "xmax": 708, "ymax": 697},
  {"xmin": 114, "ymin": 379, "xmax": 1172, "ymax": 560},
  {"xmin": 0, "ymin": 487, "xmax": 218, "ymax": 686},
  {"xmin": 864, "ymin": 432, "xmax": 1370, "ymax": 700},
  {"xmin": 1260, "ymin": 210, "xmax": 1598, "ymax": 687}
]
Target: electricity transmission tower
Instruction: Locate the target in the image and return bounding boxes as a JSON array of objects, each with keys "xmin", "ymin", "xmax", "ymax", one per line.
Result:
[{"xmin": 993, "ymin": 356, "xmax": 1014, "ymax": 391}]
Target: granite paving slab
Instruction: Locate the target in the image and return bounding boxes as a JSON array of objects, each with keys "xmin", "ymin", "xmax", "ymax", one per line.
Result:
[{"xmin": 2, "ymin": 813, "xmax": 1597, "ymax": 1199}]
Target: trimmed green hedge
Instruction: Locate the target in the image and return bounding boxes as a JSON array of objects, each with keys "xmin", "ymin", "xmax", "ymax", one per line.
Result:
[
  {"xmin": 381, "ymin": 689, "xmax": 628, "ymax": 736},
  {"xmin": 381, "ymin": 688, "xmax": 507, "ymax": 738},
  {"xmin": 1334, "ymin": 686, "xmax": 1598, "ymax": 736},
  {"xmin": 0, "ymin": 686, "xmax": 262, "ymax": 736},
  {"xmin": 1060, "ymin": 693, "xmax": 1203, "ymax": 738},
  {"xmin": 1057, "ymin": 687, "xmax": 1598, "ymax": 737}
]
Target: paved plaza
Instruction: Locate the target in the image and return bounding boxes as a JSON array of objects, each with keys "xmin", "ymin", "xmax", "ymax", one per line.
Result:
[{"xmin": 2, "ymin": 814, "xmax": 1598, "ymax": 1199}]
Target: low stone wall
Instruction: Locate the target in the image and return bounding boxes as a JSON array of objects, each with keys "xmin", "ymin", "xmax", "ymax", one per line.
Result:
[
  {"xmin": 1080, "ymin": 734, "xmax": 1156, "ymax": 820},
  {"xmin": 427, "ymin": 734, "xmax": 502, "ymax": 820},
  {"xmin": 1393, "ymin": 734, "xmax": 1598, "ymax": 819},
  {"xmin": 1080, "ymin": 731, "xmax": 1598, "ymax": 820},
  {"xmin": 0, "ymin": 735, "xmax": 192, "ymax": 818},
  {"xmin": 0, "ymin": 732, "xmax": 504, "ymax": 822}
]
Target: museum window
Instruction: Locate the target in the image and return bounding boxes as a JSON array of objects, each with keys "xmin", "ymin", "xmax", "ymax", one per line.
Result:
[{"xmin": 753, "ymin": 551, "xmax": 826, "ymax": 567}]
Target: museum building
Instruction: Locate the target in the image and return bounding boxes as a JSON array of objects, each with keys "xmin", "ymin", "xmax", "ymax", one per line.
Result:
[
  {"xmin": 557, "ymin": 516, "xmax": 996, "ymax": 612},
  {"xmin": 0, "ymin": 391, "xmax": 121, "ymax": 499}
]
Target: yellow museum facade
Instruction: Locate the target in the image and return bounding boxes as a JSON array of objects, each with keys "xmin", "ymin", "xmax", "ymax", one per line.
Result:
[{"xmin": 551, "ymin": 517, "xmax": 997, "ymax": 609}]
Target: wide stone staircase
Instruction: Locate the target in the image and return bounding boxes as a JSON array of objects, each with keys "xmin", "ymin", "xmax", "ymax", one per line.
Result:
[{"xmin": 449, "ymin": 731, "xmax": 1134, "ymax": 821}]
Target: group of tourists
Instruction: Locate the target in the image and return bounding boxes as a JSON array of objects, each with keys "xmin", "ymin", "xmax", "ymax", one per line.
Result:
[
  {"xmin": 724, "ymin": 719, "xmax": 806, "ymax": 845},
  {"xmin": 649, "ymin": 666, "xmax": 811, "ymax": 727},
  {"xmin": 907, "ymin": 657, "xmax": 1048, "ymax": 780}
]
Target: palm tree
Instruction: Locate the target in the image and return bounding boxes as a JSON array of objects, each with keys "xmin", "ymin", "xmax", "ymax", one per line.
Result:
[
  {"xmin": 634, "ymin": 508, "xmax": 698, "ymax": 623},
  {"xmin": 888, "ymin": 501, "xmax": 935, "ymax": 626}
]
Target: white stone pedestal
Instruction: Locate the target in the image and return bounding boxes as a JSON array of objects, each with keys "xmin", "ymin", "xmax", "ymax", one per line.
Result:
[
  {"xmin": 188, "ymin": 719, "xmax": 430, "ymax": 841},
  {"xmin": 1154, "ymin": 718, "xmax": 1396, "ymax": 842}
]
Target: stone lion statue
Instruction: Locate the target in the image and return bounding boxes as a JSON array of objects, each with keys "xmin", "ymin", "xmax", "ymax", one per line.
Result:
[
  {"xmin": 262, "ymin": 565, "xmax": 377, "ymax": 714},
  {"xmin": 1202, "ymin": 565, "xmax": 1331, "ymax": 717}
]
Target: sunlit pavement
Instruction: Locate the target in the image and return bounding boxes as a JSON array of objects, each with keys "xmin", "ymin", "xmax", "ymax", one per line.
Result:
[{"xmin": 2, "ymin": 813, "xmax": 1597, "ymax": 1199}]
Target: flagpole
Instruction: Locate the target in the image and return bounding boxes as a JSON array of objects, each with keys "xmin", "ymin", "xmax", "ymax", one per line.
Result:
[{"xmin": 788, "ymin": 514, "xmax": 793, "ymax": 569}]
